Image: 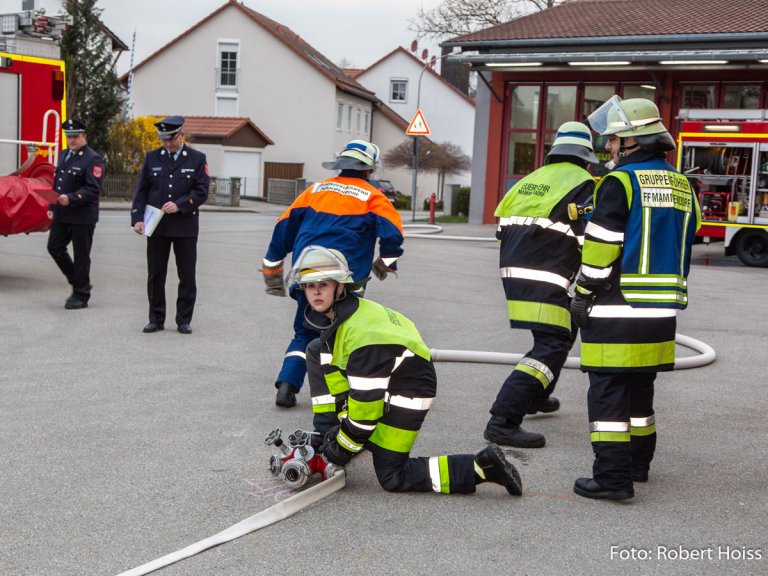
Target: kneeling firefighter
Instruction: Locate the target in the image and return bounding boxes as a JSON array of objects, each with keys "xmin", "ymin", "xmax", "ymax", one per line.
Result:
[{"xmin": 291, "ymin": 245, "xmax": 523, "ymax": 496}]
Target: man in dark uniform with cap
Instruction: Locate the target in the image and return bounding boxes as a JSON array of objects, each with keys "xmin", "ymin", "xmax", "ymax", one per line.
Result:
[
  {"xmin": 131, "ymin": 116, "xmax": 210, "ymax": 334},
  {"xmin": 47, "ymin": 118, "xmax": 104, "ymax": 309}
]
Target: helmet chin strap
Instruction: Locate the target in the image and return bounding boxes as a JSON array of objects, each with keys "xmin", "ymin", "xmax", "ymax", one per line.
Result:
[{"xmin": 618, "ymin": 137, "xmax": 640, "ymax": 158}]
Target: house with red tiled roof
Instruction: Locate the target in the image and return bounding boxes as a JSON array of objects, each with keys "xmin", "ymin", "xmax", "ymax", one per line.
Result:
[
  {"xmin": 354, "ymin": 47, "xmax": 476, "ymax": 211},
  {"xmin": 123, "ymin": 0, "xmax": 393, "ymax": 198},
  {"xmin": 177, "ymin": 116, "xmax": 273, "ymax": 196},
  {"xmin": 443, "ymin": 0, "xmax": 768, "ymax": 223}
]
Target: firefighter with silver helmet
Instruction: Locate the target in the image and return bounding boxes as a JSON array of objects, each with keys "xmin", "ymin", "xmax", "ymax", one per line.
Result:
[
  {"xmin": 484, "ymin": 121, "xmax": 597, "ymax": 449},
  {"xmin": 290, "ymin": 245, "xmax": 523, "ymax": 497},
  {"xmin": 570, "ymin": 97, "xmax": 701, "ymax": 500},
  {"xmin": 261, "ymin": 140, "xmax": 404, "ymax": 408}
]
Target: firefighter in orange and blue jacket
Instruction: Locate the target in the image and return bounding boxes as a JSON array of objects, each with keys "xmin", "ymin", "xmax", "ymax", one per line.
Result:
[
  {"xmin": 484, "ymin": 122, "xmax": 597, "ymax": 449},
  {"xmin": 262, "ymin": 140, "xmax": 404, "ymax": 408},
  {"xmin": 289, "ymin": 245, "xmax": 522, "ymax": 497},
  {"xmin": 571, "ymin": 97, "xmax": 701, "ymax": 501}
]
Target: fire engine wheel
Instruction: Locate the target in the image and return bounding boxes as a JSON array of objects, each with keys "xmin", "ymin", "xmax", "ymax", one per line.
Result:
[{"xmin": 735, "ymin": 229, "xmax": 768, "ymax": 267}]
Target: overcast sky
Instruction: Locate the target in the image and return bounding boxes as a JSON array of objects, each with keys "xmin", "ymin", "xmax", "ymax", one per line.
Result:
[{"xmin": 0, "ymin": 0, "xmax": 447, "ymax": 74}]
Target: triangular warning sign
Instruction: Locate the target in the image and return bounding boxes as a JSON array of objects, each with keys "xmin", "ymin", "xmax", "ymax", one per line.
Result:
[{"xmin": 406, "ymin": 109, "xmax": 431, "ymax": 136}]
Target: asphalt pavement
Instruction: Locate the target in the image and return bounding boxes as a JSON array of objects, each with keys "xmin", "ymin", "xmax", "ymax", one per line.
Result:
[{"xmin": 1, "ymin": 206, "xmax": 766, "ymax": 576}]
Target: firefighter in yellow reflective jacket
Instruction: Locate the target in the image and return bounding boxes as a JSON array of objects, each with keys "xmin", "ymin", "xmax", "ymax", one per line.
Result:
[
  {"xmin": 571, "ymin": 97, "xmax": 701, "ymax": 500},
  {"xmin": 289, "ymin": 245, "xmax": 522, "ymax": 496},
  {"xmin": 485, "ymin": 122, "xmax": 597, "ymax": 449}
]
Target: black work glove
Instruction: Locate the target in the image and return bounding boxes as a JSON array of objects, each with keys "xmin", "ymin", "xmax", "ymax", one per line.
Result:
[
  {"xmin": 318, "ymin": 425, "xmax": 340, "ymax": 452},
  {"xmin": 321, "ymin": 436, "xmax": 354, "ymax": 467},
  {"xmin": 571, "ymin": 285, "xmax": 595, "ymax": 328},
  {"xmin": 372, "ymin": 257, "xmax": 396, "ymax": 281},
  {"xmin": 262, "ymin": 263, "xmax": 286, "ymax": 297},
  {"xmin": 372, "ymin": 257, "xmax": 388, "ymax": 281}
]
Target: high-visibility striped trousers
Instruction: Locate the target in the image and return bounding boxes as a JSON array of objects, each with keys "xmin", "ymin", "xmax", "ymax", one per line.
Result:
[
  {"xmin": 586, "ymin": 371, "xmax": 657, "ymax": 489},
  {"xmin": 491, "ymin": 329, "xmax": 571, "ymax": 426}
]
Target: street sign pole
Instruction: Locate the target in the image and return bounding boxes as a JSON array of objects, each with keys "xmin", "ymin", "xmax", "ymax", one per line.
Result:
[{"xmin": 410, "ymin": 135, "xmax": 420, "ymax": 222}]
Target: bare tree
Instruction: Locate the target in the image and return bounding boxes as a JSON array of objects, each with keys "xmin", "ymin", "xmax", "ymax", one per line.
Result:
[
  {"xmin": 384, "ymin": 139, "xmax": 471, "ymax": 200},
  {"xmin": 409, "ymin": 0, "xmax": 563, "ymax": 40}
]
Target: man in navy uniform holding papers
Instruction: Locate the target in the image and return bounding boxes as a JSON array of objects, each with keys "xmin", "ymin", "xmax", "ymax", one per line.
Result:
[
  {"xmin": 47, "ymin": 118, "xmax": 104, "ymax": 309},
  {"xmin": 131, "ymin": 116, "xmax": 210, "ymax": 334}
]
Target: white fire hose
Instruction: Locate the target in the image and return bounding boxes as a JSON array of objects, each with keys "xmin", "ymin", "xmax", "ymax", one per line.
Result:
[
  {"xmin": 431, "ymin": 333, "xmax": 716, "ymax": 370},
  {"xmin": 115, "ymin": 471, "xmax": 345, "ymax": 576}
]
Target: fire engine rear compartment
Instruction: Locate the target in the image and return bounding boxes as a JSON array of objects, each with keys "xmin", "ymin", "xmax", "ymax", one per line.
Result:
[{"xmin": 678, "ymin": 113, "xmax": 768, "ymax": 267}]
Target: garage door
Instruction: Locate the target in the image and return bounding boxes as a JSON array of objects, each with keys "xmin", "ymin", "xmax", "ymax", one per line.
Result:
[
  {"xmin": 221, "ymin": 149, "xmax": 262, "ymax": 198},
  {"xmin": 0, "ymin": 72, "xmax": 20, "ymax": 175}
]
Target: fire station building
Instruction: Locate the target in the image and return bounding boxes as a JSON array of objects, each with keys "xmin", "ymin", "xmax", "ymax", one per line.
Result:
[{"xmin": 444, "ymin": 0, "xmax": 768, "ymax": 224}]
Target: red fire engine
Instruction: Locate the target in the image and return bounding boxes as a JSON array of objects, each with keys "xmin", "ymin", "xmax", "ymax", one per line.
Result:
[
  {"xmin": 677, "ymin": 109, "xmax": 768, "ymax": 267},
  {"xmin": 0, "ymin": 9, "xmax": 66, "ymax": 236}
]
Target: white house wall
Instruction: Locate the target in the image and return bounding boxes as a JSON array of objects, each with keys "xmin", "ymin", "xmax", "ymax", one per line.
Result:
[
  {"xmin": 357, "ymin": 50, "xmax": 474, "ymax": 192},
  {"xmin": 128, "ymin": 5, "xmax": 374, "ymax": 186},
  {"xmin": 191, "ymin": 144, "xmax": 223, "ymax": 176}
]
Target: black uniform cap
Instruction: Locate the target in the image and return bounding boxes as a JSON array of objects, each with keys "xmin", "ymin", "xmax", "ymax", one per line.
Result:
[
  {"xmin": 62, "ymin": 118, "xmax": 86, "ymax": 136},
  {"xmin": 154, "ymin": 116, "xmax": 185, "ymax": 140}
]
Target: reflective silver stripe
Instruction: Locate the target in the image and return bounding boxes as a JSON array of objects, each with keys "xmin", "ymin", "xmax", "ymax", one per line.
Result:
[
  {"xmin": 262, "ymin": 258, "xmax": 283, "ymax": 267},
  {"xmin": 499, "ymin": 216, "xmax": 576, "ymax": 237},
  {"xmin": 585, "ymin": 221, "xmax": 624, "ymax": 243},
  {"xmin": 347, "ymin": 418, "xmax": 377, "ymax": 431},
  {"xmin": 348, "ymin": 375, "xmax": 389, "ymax": 391},
  {"xmin": 622, "ymin": 292, "xmax": 687, "ymax": 302},
  {"xmin": 501, "ymin": 267, "xmax": 571, "ymax": 290},
  {"xmin": 576, "ymin": 233, "xmax": 584, "ymax": 247},
  {"xmin": 519, "ymin": 357, "xmax": 554, "ymax": 384},
  {"xmin": 286, "ymin": 350, "xmax": 306, "ymax": 359},
  {"xmin": 580, "ymin": 263, "xmax": 612, "ymax": 280},
  {"xmin": 428, "ymin": 456, "xmax": 442, "ymax": 493},
  {"xmin": 539, "ymin": 220, "xmax": 574, "ymax": 236},
  {"xmin": 385, "ymin": 393, "xmax": 435, "ymax": 411},
  {"xmin": 320, "ymin": 352, "xmax": 332, "ymax": 365},
  {"xmin": 391, "ymin": 349, "xmax": 414, "ymax": 373},
  {"xmin": 640, "ymin": 206, "xmax": 651, "ymax": 275},
  {"xmin": 590, "ymin": 304, "xmax": 677, "ymax": 318},
  {"xmin": 498, "ymin": 215, "xmax": 534, "ymax": 227},
  {"xmin": 680, "ymin": 211, "xmax": 691, "ymax": 277},
  {"xmin": 590, "ymin": 421, "xmax": 630, "ymax": 432},
  {"xmin": 621, "ymin": 276, "xmax": 687, "ymax": 287},
  {"xmin": 312, "ymin": 394, "xmax": 335, "ymax": 406},
  {"xmin": 381, "ymin": 257, "xmax": 398, "ymax": 266},
  {"xmin": 631, "ymin": 415, "xmax": 655, "ymax": 427}
]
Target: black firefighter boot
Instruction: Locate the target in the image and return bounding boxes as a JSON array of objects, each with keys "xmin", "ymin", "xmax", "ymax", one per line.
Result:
[
  {"xmin": 275, "ymin": 381, "xmax": 298, "ymax": 407},
  {"xmin": 484, "ymin": 415, "xmax": 546, "ymax": 448},
  {"xmin": 573, "ymin": 477, "xmax": 634, "ymax": 501},
  {"xmin": 475, "ymin": 444, "xmax": 523, "ymax": 496}
]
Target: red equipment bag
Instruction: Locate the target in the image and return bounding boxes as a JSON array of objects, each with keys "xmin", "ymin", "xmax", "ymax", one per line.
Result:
[{"xmin": 0, "ymin": 176, "xmax": 54, "ymax": 235}]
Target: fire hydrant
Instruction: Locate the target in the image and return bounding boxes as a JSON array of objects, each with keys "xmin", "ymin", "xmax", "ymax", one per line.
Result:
[{"xmin": 429, "ymin": 193, "xmax": 437, "ymax": 224}]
